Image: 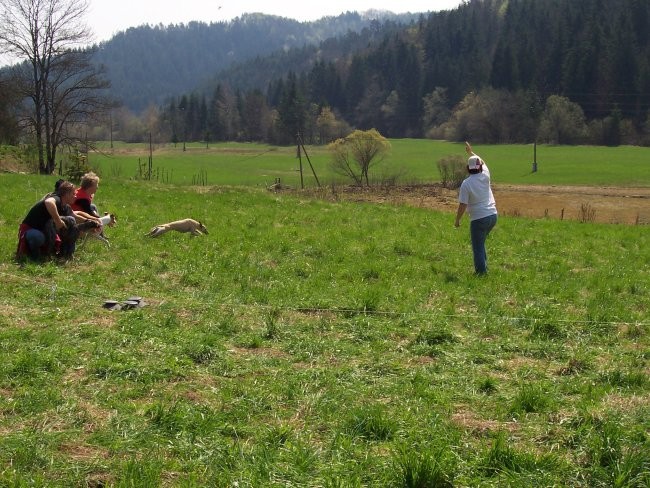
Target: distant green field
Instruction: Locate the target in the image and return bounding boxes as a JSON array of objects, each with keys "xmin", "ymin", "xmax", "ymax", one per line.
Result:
[{"xmin": 87, "ymin": 140, "xmax": 650, "ymax": 188}]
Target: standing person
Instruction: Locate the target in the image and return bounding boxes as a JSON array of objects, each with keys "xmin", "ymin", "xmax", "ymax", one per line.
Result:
[{"xmin": 454, "ymin": 142, "xmax": 498, "ymax": 274}]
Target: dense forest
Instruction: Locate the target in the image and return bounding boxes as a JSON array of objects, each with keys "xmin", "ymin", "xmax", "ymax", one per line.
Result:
[
  {"xmin": 91, "ymin": 11, "xmax": 420, "ymax": 112},
  {"xmin": 3, "ymin": 0, "xmax": 650, "ymax": 147},
  {"xmin": 132, "ymin": 0, "xmax": 650, "ymax": 146}
]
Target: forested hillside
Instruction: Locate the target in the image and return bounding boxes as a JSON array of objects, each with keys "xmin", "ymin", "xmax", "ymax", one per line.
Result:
[
  {"xmin": 3, "ymin": 0, "xmax": 650, "ymax": 148},
  {"xmin": 92, "ymin": 11, "xmax": 419, "ymax": 112},
  {"xmin": 147, "ymin": 0, "xmax": 650, "ymax": 145}
]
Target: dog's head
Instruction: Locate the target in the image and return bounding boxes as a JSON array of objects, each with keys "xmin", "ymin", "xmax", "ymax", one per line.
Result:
[
  {"xmin": 198, "ymin": 221, "xmax": 208, "ymax": 234},
  {"xmin": 104, "ymin": 212, "xmax": 117, "ymax": 227}
]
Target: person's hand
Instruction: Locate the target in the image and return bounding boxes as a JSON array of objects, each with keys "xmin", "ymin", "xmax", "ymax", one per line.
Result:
[{"xmin": 55, "ymin": 219, "xmax": 67, "ymax": 231}]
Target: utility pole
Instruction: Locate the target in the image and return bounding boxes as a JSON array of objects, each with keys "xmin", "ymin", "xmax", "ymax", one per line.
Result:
[{"xmin": 296, "ymin": 133, "xmax": 321, "ymax": 188}]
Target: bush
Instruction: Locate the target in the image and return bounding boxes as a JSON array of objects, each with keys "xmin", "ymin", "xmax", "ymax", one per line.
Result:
[{"xmin": 437, "ymin": 155, "xmax": 466, "ymax": 189}]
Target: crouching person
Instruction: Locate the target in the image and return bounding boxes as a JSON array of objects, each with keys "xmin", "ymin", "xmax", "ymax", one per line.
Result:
[{"xmin": 16, "ymin": 181, "xmax": 97, "ymax": 262}]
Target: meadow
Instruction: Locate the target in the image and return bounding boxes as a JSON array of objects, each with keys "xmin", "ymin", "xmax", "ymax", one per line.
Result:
[
  {"xmin": 0, "ymin": 142, "xmax": 648, "ymax": 486},
  {"xmin": 87, "ymin": 140, "xmax": 650, "ymax": 188}
]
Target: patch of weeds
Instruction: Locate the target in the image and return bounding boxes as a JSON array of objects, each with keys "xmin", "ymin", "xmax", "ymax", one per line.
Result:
[
  {"xmin": 263, "ymin": 308, "xmax": 281, "ymax": 340},
  {"xmin": 413, "ymin": 327, "xmax": 457, "ymax": 346},
  {"xmin": 557, "ymin": 356, "xmax": 591, "ymax": 376},
  {"xmin": 361, "ymin": 267, "xmax": 381, "ymax": 281},
  {"xmin": 586, "ymin": 421, "xmax": 624, "ymax": 469},
  {"xmin": 264, "ymin": 425, "xmax": 293, "ymax": 447},
  {"xmin": 160, "ymin": 313, "xmax": 181, "ymax": 329},
  {"xmin": 442, "ymin": 271, "xmax": 458, "ymax": 283},
  {"xmin": 5, "ymin": 387, "xmax": 63, "ymax": 416},
  {"xmin": 323, "ymin": 476, "xmax": 362, "ymax": 488},
  {"xmin": 480, "ymin": 432, "xmax": 556, "ymax": 476},
  {"xmin": 530, "ymin": 319, "xmax": 566, "ymax": 340},
  {"xmin": 343, "ymin": 404, "xmax": 396, "ymax": 441},
  {"xmin": 0, "ymin": 430, "xmax": 50, "ymax": 472},
  {"xmin": 410, "ymin": 326, "xmax": 457, "ymax": 357},
  {"xmin": 4, "ymin": 349, "xmax": 61, "ymax": 379},
  {"xmin": 598, "ymin": 369, "xmax": 648, "ymax": 390},
  {"xmin": 477, "ymin": 376, "xmax": 498, "ymax": 395},
  {"xmin": 393, "ymin": 242, "xmax": 414, "ymax": 257},
  {"xmin": 585, "ymin": 315, "xmax": 617, "ymax": 337},
  {"xmin": 185, "ymin": 343, "xmax": 220, "ymax": 364},
  {"xmin": 237, "ymin": 334, "xmax": 263, "ymax": 349},
  {"xmin": 624, "ymin": 323, "xmax": 645, "ymax": 339},
  {"xmin": 510, "ymin": 383, "xmax": 554, "ymax": 416},
  {"xmin": 608, "ymin": 445, "xmax": 650, "ymax": 487},
  {"xmin": 115, "ymin": 456, "xmax": 164, "ymax": 487},
  {"xmin": 214, "ymin": 312, "xmax": 241, "ymax": 336},
  {"xmin": 145, "ymin": 400, "xmax": 221, "ymax": 437},
  {"xmin": 392, "ymin": 445, "xmax": 456, "ymax": 487},
  {"xmin": 285, "ymin": 440, "xmax": 318, "ymax": 475},
  {"xmin": 352, "ymin": 287, "xmax": 382, "ymax": 313},
  {"xmin": 409, "ymin": 371, "xmax": 442, "ymax": 402},
  {"xmin": 471, "ymin": 354, "xmax": 491, "ymax": 365}
]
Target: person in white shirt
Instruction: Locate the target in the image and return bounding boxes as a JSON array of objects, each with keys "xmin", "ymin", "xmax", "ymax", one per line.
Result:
[{"xmin": 454, "ymin": 142, "xmax": 498, "ymax": 274}]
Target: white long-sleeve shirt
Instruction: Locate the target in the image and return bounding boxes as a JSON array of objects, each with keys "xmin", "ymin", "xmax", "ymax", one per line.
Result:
[{"xmin": 458, "ymin": 163, "xmax": 497, "ymax": 221}]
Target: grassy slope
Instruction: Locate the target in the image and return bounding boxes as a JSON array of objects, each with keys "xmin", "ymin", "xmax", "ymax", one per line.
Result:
[{"xmin": 0, "ymin": 173, "xmax": 648, "ymax": 485}]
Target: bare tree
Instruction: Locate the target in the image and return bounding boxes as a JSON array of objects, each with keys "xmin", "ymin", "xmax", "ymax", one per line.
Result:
[{"xmin": 0, "ymin": 0, "xmax": 110, "ymax": 174}]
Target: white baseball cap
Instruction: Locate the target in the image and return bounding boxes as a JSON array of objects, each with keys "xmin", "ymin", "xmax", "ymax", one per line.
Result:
[{"xmin": 467, "ymin": 155, "xmax": 482, "ymax": 169}]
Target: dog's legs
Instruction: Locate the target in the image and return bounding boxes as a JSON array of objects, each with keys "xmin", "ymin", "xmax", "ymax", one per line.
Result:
[{"xmin": 147, "ymin": 226, "xmax": 169, "ymax": 238}]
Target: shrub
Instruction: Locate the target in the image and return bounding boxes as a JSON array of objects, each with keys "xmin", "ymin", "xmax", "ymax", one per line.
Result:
[{"xmin": 437, "ymin": 155, "xmax": 466, "ymax": 189}]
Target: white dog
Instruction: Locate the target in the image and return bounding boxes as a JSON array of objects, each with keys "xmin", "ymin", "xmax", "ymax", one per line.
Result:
[
  {"xmin": 79, "ymin": 213, "xmax": 116, "ymax": 247},
  {"xmin": 146, "ymin": 219, "xmax": 208, "ymax": 238}
]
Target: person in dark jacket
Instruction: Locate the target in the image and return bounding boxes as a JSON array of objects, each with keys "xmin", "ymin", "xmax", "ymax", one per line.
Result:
[{"xmin": 16, "ymin": 181, "xmax": 98, "ymax": 262}]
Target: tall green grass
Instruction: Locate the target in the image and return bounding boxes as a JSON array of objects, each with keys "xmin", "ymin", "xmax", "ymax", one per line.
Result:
[{"xmin": 0, "ymin": 170, "xmax": 648, "ymax": 486}]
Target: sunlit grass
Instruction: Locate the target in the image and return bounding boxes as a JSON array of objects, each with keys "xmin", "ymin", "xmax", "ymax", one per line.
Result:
[{"xmin": 0, "ymin": 162, "xmax": 648, "ymax": 485}]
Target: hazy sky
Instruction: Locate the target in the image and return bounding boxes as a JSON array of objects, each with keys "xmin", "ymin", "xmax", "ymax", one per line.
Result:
[{"xmin": 88, "ymin": 0, "xmax": 464, "ymax": 42}]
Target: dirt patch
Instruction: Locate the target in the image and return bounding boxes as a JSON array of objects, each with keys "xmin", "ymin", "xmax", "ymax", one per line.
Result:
[
  {"xmin": 301, "ymin": 184, "xmax": 650, "ymax": 225},
  {"xmin": 451, "ymin": 405, "xmax": 519, "ymax": 435}
]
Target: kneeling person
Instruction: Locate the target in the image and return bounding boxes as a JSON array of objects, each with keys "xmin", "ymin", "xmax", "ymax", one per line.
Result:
[{"xmin": 16, "ymin": 181, "xmax": 97, "ymax": 262}]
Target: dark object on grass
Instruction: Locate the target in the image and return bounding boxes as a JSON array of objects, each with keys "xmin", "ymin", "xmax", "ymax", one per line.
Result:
[{"xmin": 103, "ymin": 296, "xmax": 147, "ymax": 311}]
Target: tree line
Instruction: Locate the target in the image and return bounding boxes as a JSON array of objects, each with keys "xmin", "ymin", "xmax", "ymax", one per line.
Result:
[{"xmin": 92, "ymin": 0, "xmax": 650, "ymax": 147}]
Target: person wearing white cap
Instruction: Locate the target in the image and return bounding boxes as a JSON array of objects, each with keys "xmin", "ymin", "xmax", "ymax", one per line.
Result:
[{"xmin": 454, "ymin": 141, "xmax": 498, "ymax": 274}]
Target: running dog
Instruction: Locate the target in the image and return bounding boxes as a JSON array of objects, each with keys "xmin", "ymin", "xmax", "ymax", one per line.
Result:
[{"xmin": 146, "ymin": 219, "xmax": 208, "ymax": 238}]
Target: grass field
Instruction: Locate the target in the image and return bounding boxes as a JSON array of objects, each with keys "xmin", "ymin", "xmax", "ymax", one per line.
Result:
[
  {"xmin": 0, "ymin": 143, "xmax": 649, "ymax": 486},
  {"xmin": 86, "ymin": 140, "xmax": 650, "ymax": 188}
]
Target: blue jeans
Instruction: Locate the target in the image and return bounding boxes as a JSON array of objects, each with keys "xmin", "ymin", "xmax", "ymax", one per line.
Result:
[
  {"xmin": 470, "ymin": 214, "xmax": 497, "ymax": 274},
  {"xmin": 25, "ymin": 228, "xmax": 46, "ymax": 258}
]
